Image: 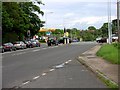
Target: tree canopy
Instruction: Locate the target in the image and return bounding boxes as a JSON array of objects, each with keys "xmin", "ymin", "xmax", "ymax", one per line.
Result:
[{"xmin": 2, "ymin": 1, "xmax": 44, "ymax": 43}]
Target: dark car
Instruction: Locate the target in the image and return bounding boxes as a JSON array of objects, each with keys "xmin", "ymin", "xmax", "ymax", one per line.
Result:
[
  {"xmin": 2, "ymin": 42, "xmax": 16, "ymax": 52},
  {"xmin": 96, "ymin": 37, "xmax": 107, "ymax": 43},
  {"xmin": 24, "ymin": 40, "xmax": 34, "ymax": 48},
  {"xmin": 47, "ymin": 38, "xmax": 58, "ymax": 46}
]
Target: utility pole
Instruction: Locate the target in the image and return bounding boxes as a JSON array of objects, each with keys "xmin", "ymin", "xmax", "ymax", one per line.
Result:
[
  {"xmin": 108, "ymin": 0, "xmax": 112, "ymax": 44},
  {"xmin": 117, "ymin": 0, "xmax": 120, "ymax": 42}
]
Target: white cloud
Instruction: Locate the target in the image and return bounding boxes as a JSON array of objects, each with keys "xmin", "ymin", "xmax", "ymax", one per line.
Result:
[
  {"xmin": 39, "ymin": 0, "xmax": 117, "ymax": 29},
  {"xmin": 64, "ymin": 13, "xmax": 75, "ymax": 18},
  {"xmin": 41, "ymin": 0, "xmax": 117, "ymax": 3},
  {"xmin": 64, "ymin": 16, "xmax": 116, "ymax": 29}
]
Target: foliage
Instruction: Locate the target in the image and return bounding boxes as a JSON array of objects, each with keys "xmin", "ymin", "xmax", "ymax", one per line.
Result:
[
  {"xmin": 2, "ymin": 1, "xmax": 44, "ymax": 43},
  {"xmin": 99, "ymin": 23, "xmax": 108, "ymax": 37},
  {"xmin": 88, "ymin": 26, "xmax": 96, "ymax": 30}
]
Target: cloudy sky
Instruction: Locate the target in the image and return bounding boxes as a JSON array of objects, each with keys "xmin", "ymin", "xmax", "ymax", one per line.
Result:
[{"xmin": 39, "ymin": 0, "xmax": 118, "ymax": 30}]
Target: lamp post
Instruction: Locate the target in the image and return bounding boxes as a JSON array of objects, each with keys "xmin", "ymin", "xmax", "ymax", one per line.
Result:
[
  {"xmin": 45, "ymin": 12, "xmax": 53, "ymax": 29},
  {"xmin": 45, "ymin": 12, "xmax": 53, "ymax": 37}
]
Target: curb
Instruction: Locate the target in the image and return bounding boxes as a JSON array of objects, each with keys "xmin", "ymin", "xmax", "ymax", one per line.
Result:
[{"xmin": 76, "ymin": 56, "xmax": 119, "ymax": 88}]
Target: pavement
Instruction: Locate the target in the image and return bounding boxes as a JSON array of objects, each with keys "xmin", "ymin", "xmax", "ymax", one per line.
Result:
[{"xmin": 77, "ymin": 44, "xmax": 119, "ymax": 87}]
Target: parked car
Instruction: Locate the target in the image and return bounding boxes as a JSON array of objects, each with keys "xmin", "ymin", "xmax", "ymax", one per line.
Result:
[
  {"xmin": 13, "ymin": 41, "xmax": 27, "ymax": 49},
  {"xmin": 30, "ymin": 39, "xmax": 40, "ymax": 47},
  {"xmin": 24, "ymin": 40, "xmax": 34, "ymax": 48},
  {"xmin": 72, "ymin": 39, "xmax": 79, "ymax": 42},
  {"xmin": 47, "ymin": 38, "xmax": 58, "ymax": 46},
  {"xmin": 96, "ymin": 37, "xmax": 107, "ymax": 43},
  {"xmin": 2, "ymin": 42, "xmax": 16, "ymax": 52}
]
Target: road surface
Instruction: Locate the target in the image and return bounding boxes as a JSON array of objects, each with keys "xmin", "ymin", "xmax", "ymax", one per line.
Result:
[{"xmin": 2, "ymin": 42, "xmax": 106, "ymax": 88}]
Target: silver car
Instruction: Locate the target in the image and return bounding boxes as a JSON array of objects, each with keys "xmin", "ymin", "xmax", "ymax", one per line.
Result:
[{"xmin": 14, "ymin": 41, "xmax": 27, "ymax": 49}]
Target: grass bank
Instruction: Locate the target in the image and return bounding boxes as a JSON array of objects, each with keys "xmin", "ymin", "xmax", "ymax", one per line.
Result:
[{"xmin": 96, "ymin": 43, "xmax": 119, "ymax": 64}]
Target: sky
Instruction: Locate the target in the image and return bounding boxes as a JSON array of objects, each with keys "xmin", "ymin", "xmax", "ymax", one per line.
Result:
[{"xmin": 38, "ymin": 0, "xmax": 118, "ymax": 30}]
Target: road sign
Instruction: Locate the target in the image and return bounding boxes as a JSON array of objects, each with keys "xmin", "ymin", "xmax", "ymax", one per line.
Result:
[{"xmin": 46, "ymin": 32, "xmax": 51, "ymax": 36}]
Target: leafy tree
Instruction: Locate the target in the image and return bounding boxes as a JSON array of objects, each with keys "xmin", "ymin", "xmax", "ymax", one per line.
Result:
[
  {"xmin": 2, "ymin": 1, "xmax": 44, "ymax": 43},
  {"xmin": 88, "ymin": 26, "xmax": 96, "ymax": 30},
  {"xmin": 99, "ymin": 23, "xmax": 108, "ymax": 37}
]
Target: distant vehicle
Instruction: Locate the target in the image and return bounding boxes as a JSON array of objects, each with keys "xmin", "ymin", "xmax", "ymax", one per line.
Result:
[
  {"xmin": 30, "ymin": 39, "xmax": 40, "ymax": 47},
  {"xmin": 58, "ymin": 39, "xmax": 64, "ymax": 44},
  {"xmin": 47, "ymin": 38, "xmax": 58, "ymax": 46},
  {"xmin": 112, "ymin": 34, "xmax": 118, "ymax": 42},
  {"xmin": 24, "ymin": 40, "xmax": 34, "ymax": 48},
  {"xmin": 96, "ymin": 37, "xmax": 107, "ymax": 43},
  {"xmin": 13, "ymin": 41, "xmax": 27, "ymax": 49},
  {"xmin": 2, "ymin": 42, "xmax": 16, "ymax": 52},
  {"xmin": 72, "ymin": 39, "xmax": 79, "ymax": 42}
]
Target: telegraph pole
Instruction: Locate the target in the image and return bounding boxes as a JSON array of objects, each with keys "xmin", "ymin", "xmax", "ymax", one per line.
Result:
[
  {"xmin": 108, "ymin": 0, "xmax": 112, "ymax": 44},
  {"xmin": 117, "ymin": 0, "xmax": 120, "ymax": 42}
]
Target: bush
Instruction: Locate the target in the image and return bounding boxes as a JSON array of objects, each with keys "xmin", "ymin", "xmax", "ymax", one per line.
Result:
[{"xmin": 112, "ymin": 43, "xmax": 120, "ymax": 49}]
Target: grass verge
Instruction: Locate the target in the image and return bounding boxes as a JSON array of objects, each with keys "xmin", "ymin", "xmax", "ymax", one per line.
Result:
[
  {"xmin": 97, "ymin": 70, "xmax": 119, "ymax": 89},
  {"xmin": 96, "ymin": 43, "xmax": 119, "ymax": 64}
]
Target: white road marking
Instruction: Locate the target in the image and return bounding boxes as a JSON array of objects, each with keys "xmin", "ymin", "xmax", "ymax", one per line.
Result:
[
  {"xmin": 16, "ymin": 52, "xmax": 26, "ymax": 55},
  {"xmin": 42, "ymin": 73, "xmax": 46, "ymax": 76},
  {"xmin": 50, "ymin": 47, "xmax": 54, "ymax": 48},
  {"xmin": 22, "ymin": 81, "xmax": 30, "ymax": 85},
  {"xmin": 11, "ymin": 54, "xmax": 16, "ymax": 56},
  {"xmin": 42, "ymin": 48, "xmax": 47, "ymax": 50},
  {"xmin": 49, "ymin": 69, "xmax": 55, "ymax": 72},
  {"xmin": 32, "ymin": 49, "xmax": 40, "ymax": 52},
  {"xmin": 68, "ymin": 60, "xmax": 72, "ymax": 62},
  {"xmin": 65, "ymin": 61, "xmax": 69, "ymax": 64},
  {"xmin": 33, "ymin": 76, "xmax": 40, "ymax": 80},
  {"xmin": 11, "ymin": 59, "xmax": 73, "ymax": 88},
  {"xmin": 54, "ymin": 63, "xmax": 65, "ymax": 69}
]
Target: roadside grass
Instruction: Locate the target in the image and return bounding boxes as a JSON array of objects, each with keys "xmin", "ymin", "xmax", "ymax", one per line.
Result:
[
  {"xmin": 96, "ymin": 43, "xmax": 119, "ymax": 64},
  {"xmin": 98, "ymin": 74, "xmax": 119, "ymax": 89}
]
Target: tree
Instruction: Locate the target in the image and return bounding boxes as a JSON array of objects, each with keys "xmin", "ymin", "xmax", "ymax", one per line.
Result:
[
  {"xmin": 99, "ymin": 23, "xmax": 108, "ymax": 37},
  {"xmin": 88, "ymin": 26, "xmax": 96, "ymax": 30},
  {"xmin": 2, "ymin": 1, "xmax": 44, "ymax": 43}
]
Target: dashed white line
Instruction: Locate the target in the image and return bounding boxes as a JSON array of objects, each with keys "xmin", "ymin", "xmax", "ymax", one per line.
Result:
[
  {"xmin": 11, "ymin": 59, "xmax": 73, "ymax": 88},
  {"xmin": 68, "ymin": 60, "xmax": 72, "ymax": 62},
  {"xmin": 65, "ymin": 61, "xmax": 69, "ymax": 64},
  {"xmin": 33, "ymin": 76, "xmax": 40, "ymax": 80},
  {"xmin": 32, "ymin": 49, "xmax": 40, "ymax": 52},
  {"xmin": 42, "ymin": 48, "xmax": 47, "ymax": 50},
  {"xmin": 42, "ymin": 73, "xmax": 46, "ymax": 76},
  {"xmin": 22, "ymin": 81, "xmax": 30, "ymax": 85},
  {"xmin": 49, "ymin": 68, "xmax": 55, "ymax": 72}
]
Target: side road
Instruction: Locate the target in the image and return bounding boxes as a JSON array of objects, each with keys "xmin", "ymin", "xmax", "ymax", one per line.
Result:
[{"xmin": 77, "ymin": 44, "xmax": 119, "ymax": 88}]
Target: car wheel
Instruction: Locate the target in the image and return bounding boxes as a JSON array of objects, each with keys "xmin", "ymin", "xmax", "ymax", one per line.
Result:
[
  {"xmin": 10, "ymin": 48, "xmax": 12, "ymax": 51},
  {"xmin": 14, "ymin": 48, "xmax": 16, "ymax": 51}
]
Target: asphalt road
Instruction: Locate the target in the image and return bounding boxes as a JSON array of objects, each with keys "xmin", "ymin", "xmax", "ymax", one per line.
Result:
[{"xmin": 2, "ymin": 42, "xmax": 107, "ymax": 88}]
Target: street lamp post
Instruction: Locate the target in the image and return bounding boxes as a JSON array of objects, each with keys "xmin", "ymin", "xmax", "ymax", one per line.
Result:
[
  {"xmin": 45, "ymin": 12, "xmax": 53, "ymax": 37},
  {"xmin": 45, "ymin": 12, "xmax": 53, "ymax": 29}
]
